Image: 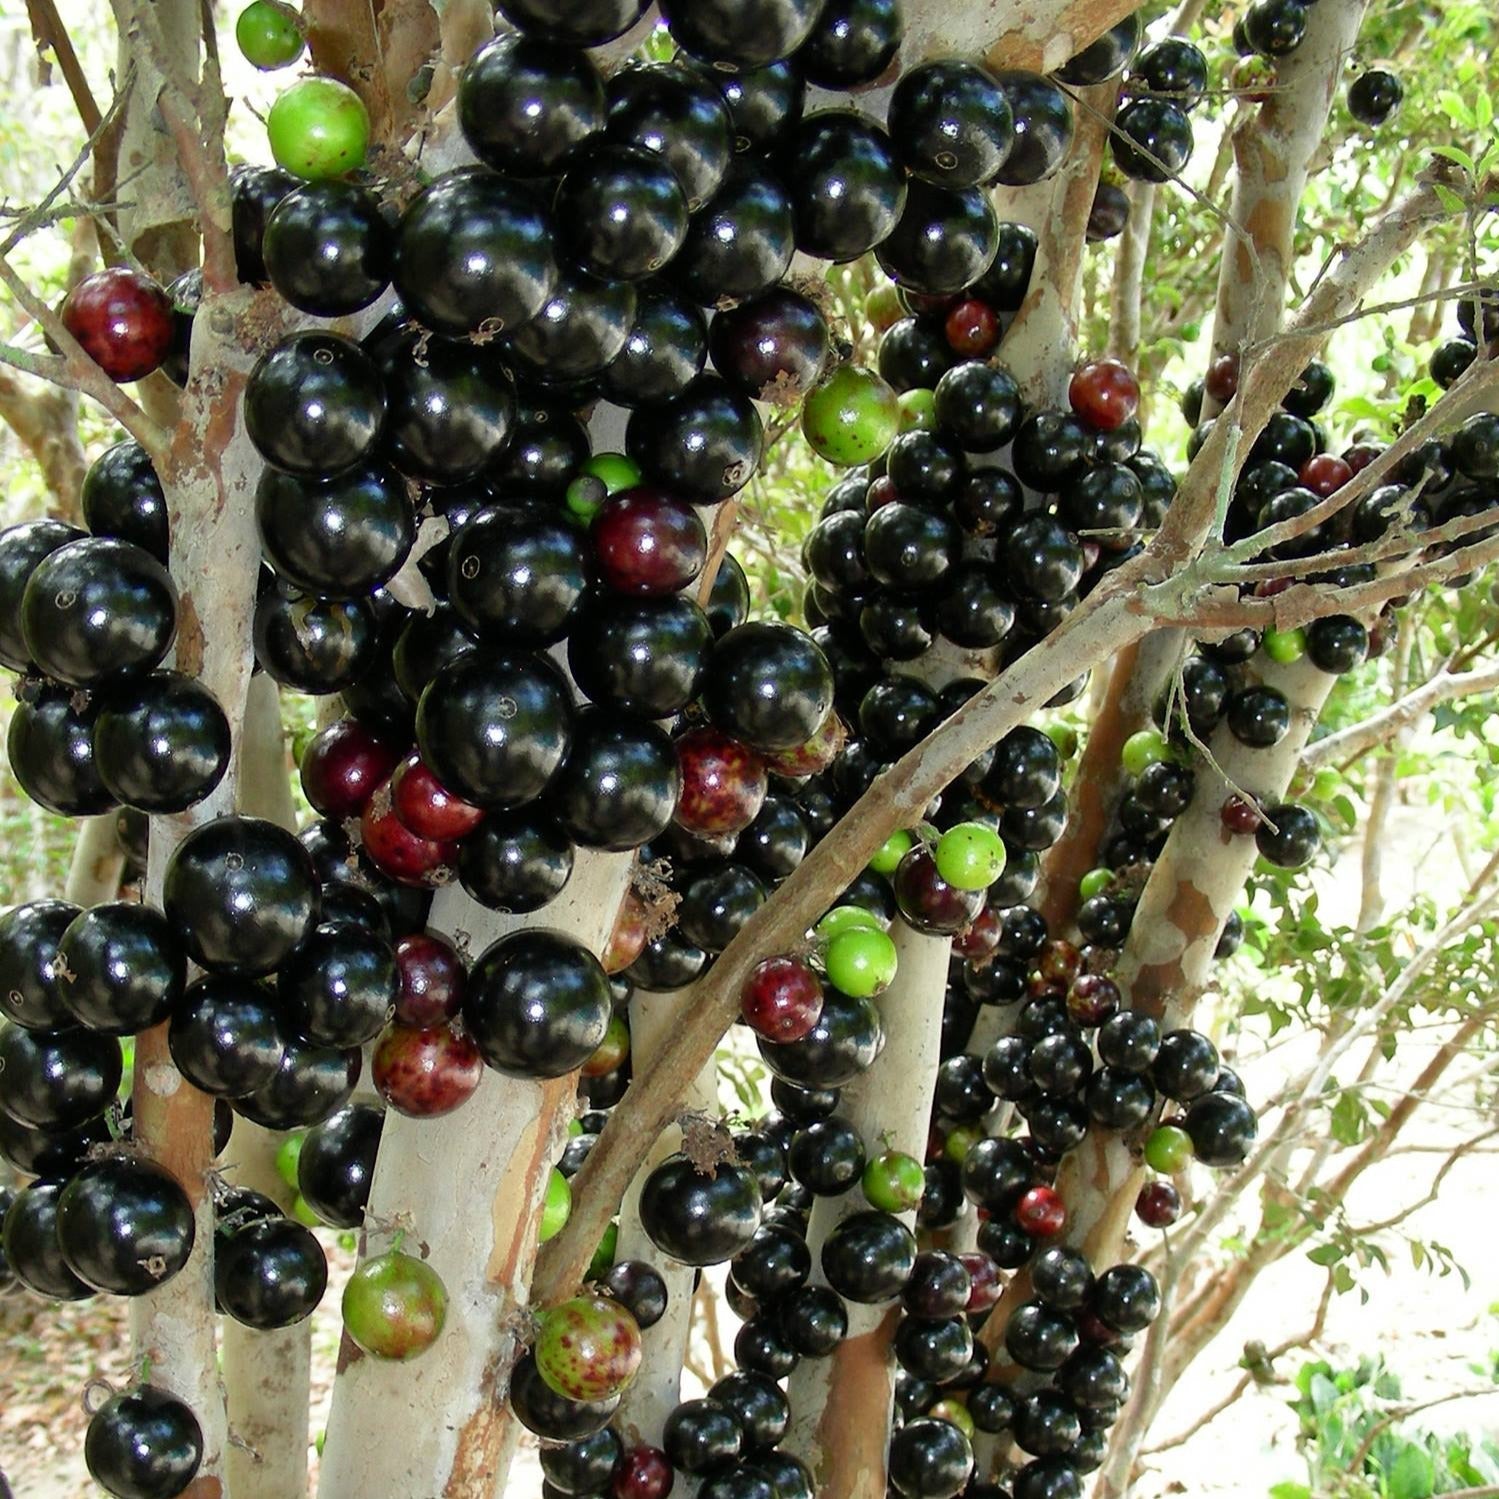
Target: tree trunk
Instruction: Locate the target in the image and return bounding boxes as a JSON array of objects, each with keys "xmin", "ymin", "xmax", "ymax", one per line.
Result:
[
  {"xmin": 317, "ymin": 852, "xmax": 633, "ymax": 1499},
  {"xmin": 612, "ymin": 991, "xmax": 718, "ymax": 1450},
  {"xmin": 783, "ymin": 926, "xmax": 951, "ymax": 1498}
]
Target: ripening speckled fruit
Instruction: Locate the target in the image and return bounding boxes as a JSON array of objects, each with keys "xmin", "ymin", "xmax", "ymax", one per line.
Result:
[
  {"xmin": 801, "ymin": 364, "xmax": 901, "ymax": 467},
  {"xmin": 1144, "ymin": 1124, "xmax": 1192, "ymax": 1173},
  {"xmin": 267, "ymin": 76, "xmax": 370, "ymax": 180},
  {"xmin": 341, "ymin": 1249, "xmax": 447, "ymax": 1360},
  {"xmin": 534, "ymin": 1293, "xmax": 644, "ymax": 1403}
]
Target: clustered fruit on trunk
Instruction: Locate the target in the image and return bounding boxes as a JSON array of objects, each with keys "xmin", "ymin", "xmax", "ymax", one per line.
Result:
[{"xmin": 1, "ymin": 0, "xmax": 1489, "ymax": 1497}]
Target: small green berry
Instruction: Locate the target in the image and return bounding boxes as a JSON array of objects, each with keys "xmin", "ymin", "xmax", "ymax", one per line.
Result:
[
  {"xmin": 943, "ymin": 1123, "xmax": 983, "ymax": 1164},
  {"xmin": 814, "ymin": 905, "xmax": 884, "ymax": 941},
  {"xmin": 1121, "ymin": 729, "xmax": 1169, "ymax": 776},
  {"xmin": 1263, "ymin": 627, "xmax": 1307, "ymax": 664},
  {"xmin": 869, "ymin": 829, "xmax": 915, "ymax": 876},
  {"xmin": 587, "ymin": 1220, "xmax": 619, "ymax": 1281},
  {"xmin": 801, "ymin": 364, "xmax": 901, "ymax": 467},
  {"xmin": 275, "ymin": 1131, "xmax": 306, "ymax": 1190},
  {"xmin": 236, "ymin": 0, "xmax": 305, "ymax": 70},
  {"xmin": 898, "ymin": 387, "xmax": 936, "ymax": 431},
  {"xmin": 1144, "ymin": 1124, "xmax": 1193, "ymax": 1174},
  {"xmin": 267, "ymin": 75, "xmax": 370, "ymax": 181},
  {"xmin": 1045, "ymin": 723, "xmax": 1079, "ymax": 759},
  {"xmin": 539, "ymin": 1168, "xmax": 571, "ymax": 1243},
  {"xmin": 825, "ymin": 926, "xmax": 899, "ymax": 998},
  {"xmin": 1078, "ymin": 867, "xmax": 1113, "ymax": 900},
  {"xmin": 934, "ymin": 822, "xmax": 1007, "ymax": 891}
]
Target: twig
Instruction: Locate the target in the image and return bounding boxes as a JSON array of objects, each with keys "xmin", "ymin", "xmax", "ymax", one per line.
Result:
[
  {"xmin": 1347, "ymin": 1124, "xmax": 1499, "ymax": 1236},
  {"xmin": 1346, "ymin": 1387, "xmax": 1499, "ymax": 1478}
]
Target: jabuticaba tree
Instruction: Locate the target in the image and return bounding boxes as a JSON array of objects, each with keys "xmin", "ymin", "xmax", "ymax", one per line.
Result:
[{"xmin": 0, "ymin": 0, "xmax": 1495, "ymax": 1497}]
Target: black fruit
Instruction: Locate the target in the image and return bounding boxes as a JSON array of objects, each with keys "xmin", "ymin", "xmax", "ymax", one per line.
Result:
[
  {"xmin": 168, "ymin": 975, "xmax": 286, "ymax": 1098},
  {"xmin": 264, "ymin": 181, "xmax": 392, "ymax": 316},
  {"xmin": 85, "ymin": 1385, "xmax": 203, "ymax": 1499},
  {"xmin": 216, "ymin": 1216, "xmax": 328, "ymax": 1328},
  {"xmin": 640, "ymin": 1151, "xmax": 763, "ymax": 1264},
  {"xmin": 93, "ymin": 671, "xmax": 232, "ymax": 814},
  {"xmin": 245, "ymin": 333, "xmax": 386, "ymax": 478},
  {"xmin": 56, "ymin": 902, "xmax": 184, "ymax": 1035}
]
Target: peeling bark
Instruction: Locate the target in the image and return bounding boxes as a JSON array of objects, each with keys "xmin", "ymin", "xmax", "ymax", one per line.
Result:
[
  {"xmin": 1200, "ymin": 0, "xmax": 1371, "ymax": 416},
  {"xmin": 784, "ymin": 926, "xmax": 951, "ymax": 1499}
]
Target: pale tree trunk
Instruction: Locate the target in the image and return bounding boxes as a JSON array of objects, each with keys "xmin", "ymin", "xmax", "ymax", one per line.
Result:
[
  {"xmin": 1200, "ymin": 0, "xmax": 1372, "ymax": 417},
  {"xmin": 1106, "ymin": 183, "xmax": 1155, "ymax": 373},
  {"xmin": 783, "ymin": 926, "xmax": 951, "ymax": 1498},
  {"xmin": 317, "ymin": 851, "xmax": 633, "ymax": 1499},
  {"xmin": 612, "ymin": 991, "xmax": 719, "ymax": 1450},
  {"xmin": 133, "ymin": 303, "xmax": 284, "ymax": 1495},
  {"xmin": 222, "ymin": 673, "xmax": 312, "ymax": 1499},
  {"xmin": 65, "ymin": 813, "xmax": 126, "ymax": 905}
]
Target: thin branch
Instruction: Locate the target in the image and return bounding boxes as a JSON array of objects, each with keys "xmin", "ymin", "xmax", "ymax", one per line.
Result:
[
  {"xmin": 1347, "ymin": 1387, "xmax": 1499, "ymax": 1477},
  {"xmin": 25, "ymin": 0, "xmax": 103, "ymax": 132},
  {"xmin": 1347, "ymin": 1124, "xmax": 1499, "ymax": 1236},
  {"xmin": 1304, "ymin": 659, "xmax": 1499, "ymax": 769}
]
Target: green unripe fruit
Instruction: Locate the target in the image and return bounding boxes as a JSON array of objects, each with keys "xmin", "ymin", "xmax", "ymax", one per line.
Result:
[
  {"xmin": 236, "ymin": 0, "xmax": 306, "ymax": 69},
  {"xmin": 275, "ymin": 1131, "xmax": 306, "ymax": 1190},
  {"xmin": 943, "ymin": 1123, "xmax": 983, "ymax": 1164},
  {"xmin": 1046, "ymin": 723, "xmax": 1079, "ymax": 759},
  {"xmin": 934, "ymin": 822, "xmax": 1007, "ymax": 891},
  {"xmin": 587, "ymin": 1220, "xmax": 618, "ymax": 1281},
  {"xmin": 539, "ymin": 1168, "xmax": 571, "ymax": 1243},
  {"xmin": 825, "ymin": 926, "xmax": 898, "ymax": 998},
  {"xmin": 869, "ymin": 829, "xmax": 915, "ymax": 876},
  {"xmin": 898, "ymin": 388, "xmax": 936, "ymax": 431},
  {"xmin": 929, "ymin": 1399, "xmax": 976, "ymax": 1438},
  {"xmin": 801, "ymin": 364, "xmax": 901, "ymax": 466},
  {"xmin": 1078, "ymin": 867, "xmax": 1113, "ymax": 900},
  {"xmin": 1144, "ymin": 1124, "xmax": 1193, "ymax": 1174},
  {"xmin": 267, "ymin": 76, "xmax": 370, "ymax": 181},
  {"xmin": 861, "ymin": 1150, "xmax": 925, "ymax": 1213},
  {"xmin": 1121, "ymin": 729, "xmax": 1169, "ymax": 776},
  {"xmin": 567, "ymin": 453, "xmax": 642, "ymax": 521},
  {"xmin": 291, "ymin": 1193, "xmax": 320, "ymax": 1228},
  {"xmin": 814, "ymin": 905, "xmax": 884, "ymax": 941},
  {"xmin": 1263, "ymin": 627, "xmax": 1307, "ymax": 664}
]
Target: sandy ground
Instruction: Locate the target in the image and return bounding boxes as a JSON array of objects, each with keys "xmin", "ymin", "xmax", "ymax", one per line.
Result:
[{"xmin": 3, "ymin": 803, "xmax": 1496, "ymax": 1497}]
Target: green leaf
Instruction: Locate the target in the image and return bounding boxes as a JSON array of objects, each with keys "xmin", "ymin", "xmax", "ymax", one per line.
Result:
[
  {"xmin": 1308, "ymin": 1243, "xmax": 1345, "ymax": 1267},
  {"xmin": 1330, "ymin": 1090, "xmax": 1366, "ymax": 1145},
  {"xmin": 1269, "ymin": 1485, "xmax": 1312, "ymax": 1499},
  {"xmin": 1433, "ymin": 183, "xmax": 1470, "ymax": 214},
  {"xmin": 1386, "ymin": 1443, "xmax": 1436, "ymax": 1499},
  {"xmin": 1429, "ymin": 143, "xmax": 1477, "ymax": 173}
]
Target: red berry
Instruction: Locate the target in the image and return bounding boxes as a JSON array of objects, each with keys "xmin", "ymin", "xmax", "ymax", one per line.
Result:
[
  {"xmin": 613, "ymin": 1444, "xmax": 674, "ymax": 1499},
  {"xmin": 372, "ymin": 1021, "xmax": 484, "ymax": 1117},
  {"xmin": 1204, "ymin": 353, "xmax": 1240, "ymax": 404},
  {"xmin": 603, "ymin": 888, "xmax": 650, "ymax": 976},
  {"xmin": 673, "ymin": 726, "xmax": 767, "ymax": 837},
  {"xmin": 1068, "ymin": 358, "xmax": 1140, "ymax": 431},
  {"xmin": 1015, "ymin": 1184, "xmax": 1066, "ymax": 1238},
  {"xmin": 60, "ymin": 267, "xmax": 174, "ymax": 382},
  {"xmin": 758, "ymin": 712, "xmax": 847, "ymax": 778},
  {"xmin": 1298, "ymin": 454, "xmax": 1352, "ymax": 497},
  {"xmin": 581, "ymin": 1014, "xmax": 630, "ymax": 1077},
  {"xmin": 390, "ymin": 752, "xmax": 486, "ymax": 841},
  {"xmin": 1343, "ymin": 442, "xmax": 1382, "ymax": 474},
  {"xmin": 958, "ymin": 1251, "xmax": 1001, "ymax": 1313},
  {"xmin": 864, "ymin": 474, "xmax": 900, "ymax": 512},
  {"xmin": 954, "ymin": 907, "xmax": 1003, "ymax": 962},
  {"xmin": 301, "ymin": 719, "xmax": 402, "ymax": 819},
  {"xmin": 945, "ymin": 297, "xmax": 1001, "ymax": 357},
  {"xmin": 1066, "ymin": 973, "xmax": 1121, "ymax": 1027},
  {"xmin": 361, "ymin": 784, "xmax": 458, "ymax": 887},
  {"xmin": 1220, "ymin": 795, "xmax": 1263, "ymax": 835},
  {"xmin": 1135, "ymin": 1180, "xmax": 1182, "ymax": 1228},
  {"xmin": 590, "ymin": 486, "xmax": 707, "ymax": 597},
  {"xmin": 1037, "ymin": 939, "xmax": 1083, "ymax": 985},
  {"xmin": 1026, "ymin": 972, "xmax": 1066, "ymax": 1002},
  {"xmin": 741, "ymin": 955, "xmax": 824, "ymax": 1043},
  {"xmin": 393, "ymin": 933, "xmax": 465, "ymax": 1026}
]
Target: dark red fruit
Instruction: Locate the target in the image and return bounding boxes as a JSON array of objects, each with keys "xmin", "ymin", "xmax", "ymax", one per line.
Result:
[
  {"xmin": 391, "ymin": 753, "xmax": 486, "ymax": 841},
  {"xmin": 1065, "ymin": 973, "xmax": 1120, "ymax": 1028},
  {"xmin": 893, "ymin": 844, "xmax": 985, "ymax": 936},
  {"xmin": 591, "ymin": 485, "xmax": 708, "ymax": 597},
  {"xmin": 1298, "ymin": 453, "xmax": 1352, "ymax": 496},
  {"xmin": 708, "ymin": 286, "xmax": 829, "ymax": 400},
  {"xmin": 1220, "ymin": 795, "xmax": 1263, "ymax": 835},
  {"xmin": 1135, "ymin": 1180, "xmax": 1181, "ymax": 1228},
  {"xmin": 394, "ymin": 933, "xmax": 466, "ymax": 1025},
  {"xmin": 613, "ymin": 1445, "xmax": 674, "ymax": 1499},
  {"xmin": 944, "ymin": 298, "xmax": 1001, "ymax": 357},
  {"xmin": 60, "ymin": 267, "xmax": 174, "ymax": 381},
  {"xmin": 674, "ymin": 727, "xmax": 767, "ymax": 837},
  {"xmin": 602, "ymin": 889, "xmax": 650, "ymax": 975},
  {"xmin": 1069, "ymin": 359, "xmax": 1140, "ymax": 432},
  {"xmin": 373, "ymin": 1020, "xmax": 484, "ymax": 1117},
  {"xmin": 741, "ymin": 955, "xmax": 824, "ymax": 1043},
  {"xmin": 1204, "ymin": 353, "xmax": 1239, "ymax": 404},
  {"xmin": 301, "ymin": 720, "xmax": 402, "ymax": 820},
  {"xmin": 1015, "ymin": 1185, "xmax": 1067, "ymax": 1238},
  {"xmin": 361, "ymin": 786, "xmax": 459, "ymax": 888}
]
